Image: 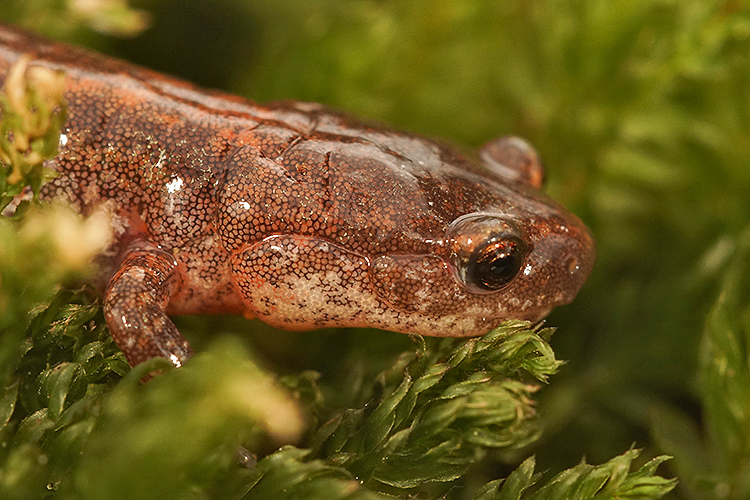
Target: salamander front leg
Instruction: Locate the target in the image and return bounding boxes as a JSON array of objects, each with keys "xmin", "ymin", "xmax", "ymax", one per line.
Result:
[{"xmin": 103, "ymin": 244, "xmax": 195, "ymax": 367}]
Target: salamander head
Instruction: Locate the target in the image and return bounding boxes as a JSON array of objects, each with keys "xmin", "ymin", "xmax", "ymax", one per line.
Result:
[
  {"xmin": 227, "ymin": 130, "xmax": 595, "ymax": 337},
  {"xmin": 364, "ymin": 136, "xmax": 596, "ymax": 334}
]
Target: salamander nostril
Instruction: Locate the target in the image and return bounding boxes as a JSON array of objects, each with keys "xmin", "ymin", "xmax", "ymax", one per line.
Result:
[{"xmin": 565, "ymin": 255, "xmax": 580, "ymax": 275}]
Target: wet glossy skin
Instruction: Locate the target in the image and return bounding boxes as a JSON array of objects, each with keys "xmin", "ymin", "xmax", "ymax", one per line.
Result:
[{"xmin": 0, "ymin": 24, "xmax": 595, "ymax": 368}]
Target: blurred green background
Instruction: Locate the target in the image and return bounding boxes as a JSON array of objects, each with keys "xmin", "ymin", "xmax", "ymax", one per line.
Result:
[{"xmin": 3, "ymin": 1, "xmax": 750, "ymax": 498}]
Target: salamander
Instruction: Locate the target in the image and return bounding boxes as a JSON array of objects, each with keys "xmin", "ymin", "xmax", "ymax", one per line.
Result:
[{"xmin": 0, "ymin": 24, "xmax": 595, "ymax": 368}]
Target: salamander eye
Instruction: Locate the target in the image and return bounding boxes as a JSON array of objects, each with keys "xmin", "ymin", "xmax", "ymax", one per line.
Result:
[
  {"xmin": 444, "ymin": 213, "xmax": 530, "ymax": 293},
  {"xmin": 468, "ymin": 237, "xmax": 527, "ymax": 291}
]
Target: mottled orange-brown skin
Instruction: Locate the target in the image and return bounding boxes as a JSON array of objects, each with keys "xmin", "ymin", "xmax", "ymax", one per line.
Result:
[{"xmin": 0, "ymin": 24, "xmax": 595, "ymax": 368}]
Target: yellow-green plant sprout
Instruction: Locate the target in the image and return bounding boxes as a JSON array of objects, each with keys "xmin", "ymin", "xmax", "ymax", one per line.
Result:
[{"xmin": 0, "ymin": 56, "xmax": 66, "ymax": 209}]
